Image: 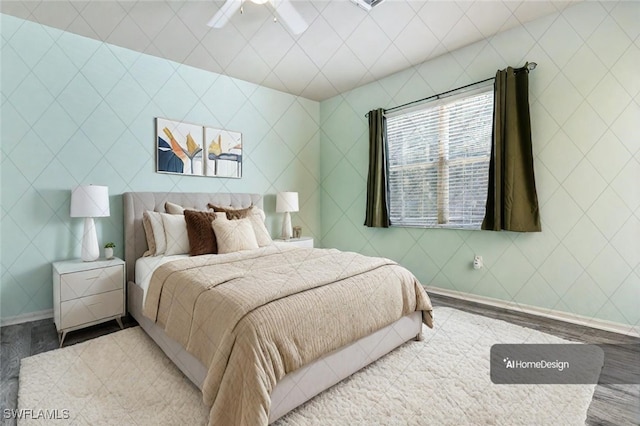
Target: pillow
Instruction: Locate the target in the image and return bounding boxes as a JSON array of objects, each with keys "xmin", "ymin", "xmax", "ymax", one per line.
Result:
[
  {"xmin": 165, "ymin": 201, "xmax": 185, "ymax": 215},
  {"xmin": 142, "ymin": 211, "xmax": 166, "ymax": 256},
  {"xmin": 142, "ymin": 213, "xmax": 156, "ymax": 257},
  {"xmin": 212, "ymin": 206, "xmax": 272, "ymax": 247},
  {"xmin": 253, "ymin": 207, "xmax": 266, "ymax": 222},
  {"xmin": 248, "ymin": 213, "xmax": 272, "ymax": 247},
  {"xmin": 161, "ymin": 213, "xmax": 190, "ymax": 255},
  {"xmin": 184, "ymin": 210, "xmax": 218, "ymax": 256},
  {"xmin": 208, "ymin": 204, "xmax": 253, "ymax": 220},
  {"xmin": 211, "ymin": 218, "xmax": 259, "ymax": 254}
]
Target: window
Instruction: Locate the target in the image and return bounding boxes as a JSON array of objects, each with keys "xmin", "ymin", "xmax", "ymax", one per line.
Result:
[{"xmin": 387, "ymin": 86, "xmax": 493, "ymax": 229}]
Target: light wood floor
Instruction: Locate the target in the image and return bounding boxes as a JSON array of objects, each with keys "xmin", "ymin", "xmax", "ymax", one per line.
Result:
[{"xmin": 1, "ymin": 295, "xmax": 638, "ymax": 425}]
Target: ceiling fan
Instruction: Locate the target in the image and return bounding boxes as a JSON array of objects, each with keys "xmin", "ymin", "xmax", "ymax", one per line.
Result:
[{"xmin": 207, "ymin": 0, "xmax": 309, "ymax": 34}]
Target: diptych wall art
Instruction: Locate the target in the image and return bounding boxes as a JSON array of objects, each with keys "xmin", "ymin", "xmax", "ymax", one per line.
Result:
[{"xmin": 156, "ymin": 118, "xmax": 242, "ymax": 178}]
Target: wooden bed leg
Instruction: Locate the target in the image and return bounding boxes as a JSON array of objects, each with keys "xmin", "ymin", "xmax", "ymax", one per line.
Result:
[{"xmin": 415, "ymin": 332, "xmax": 424, "ymax": 342}]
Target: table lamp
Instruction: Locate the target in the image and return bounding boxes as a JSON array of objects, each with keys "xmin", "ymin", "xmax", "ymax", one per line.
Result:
[
  {"xmin": 276, "ymin": 192, "xmax": 299, "ymax": 240},
  {"xmin": 70, "ymin": 185, "xmax": 110, "ymax": 261}
]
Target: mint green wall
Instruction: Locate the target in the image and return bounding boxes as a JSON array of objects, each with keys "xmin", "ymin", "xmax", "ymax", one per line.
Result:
[
  {"xmin": 320, "ymin": 2, "xmax": 639, "ymax": 328},
  {"xmin": 0, "ymin": 15, "xmax": 320, "ymax": 319}
]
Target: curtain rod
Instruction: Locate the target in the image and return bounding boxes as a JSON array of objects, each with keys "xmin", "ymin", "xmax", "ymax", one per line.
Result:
[{"xmin": 367, "ymin": 62, "xmax": 537, "ymax": 118}]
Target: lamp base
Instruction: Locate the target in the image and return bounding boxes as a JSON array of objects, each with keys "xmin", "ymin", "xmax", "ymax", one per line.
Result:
[
  {"xmin": 81, "ymin": 217, "xmax": 100, "ymax": 262},
  {"xmin": 281, "ymin": 211, "xmax": 292, "ymax": 240}
]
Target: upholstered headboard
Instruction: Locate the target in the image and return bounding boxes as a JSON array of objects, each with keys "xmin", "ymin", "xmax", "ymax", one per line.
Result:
[{"xmin": 122, "ymin": 192, "xmax": 262, "ymax": 283}]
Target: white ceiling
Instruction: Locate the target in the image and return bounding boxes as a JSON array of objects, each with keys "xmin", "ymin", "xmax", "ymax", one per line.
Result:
[{"xmin": 1, "ymin": 0, "xmax": 574, "ymax": 101}]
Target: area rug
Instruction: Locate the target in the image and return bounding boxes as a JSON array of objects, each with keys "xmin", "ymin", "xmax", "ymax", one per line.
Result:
[{"xmin": 18, "ymin": 308, "xmax": 597, "ymax": 425}]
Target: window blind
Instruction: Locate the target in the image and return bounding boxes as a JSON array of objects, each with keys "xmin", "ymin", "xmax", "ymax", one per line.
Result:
[{"xmin": 387, "ymin": 88, "xmax": 493, "ymax": 229}]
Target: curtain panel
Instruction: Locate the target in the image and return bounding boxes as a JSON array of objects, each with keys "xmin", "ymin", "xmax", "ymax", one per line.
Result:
[
  {"xmin": 364, "ymin": 108, "xmax": 390, "ymax": 228},
  {"xmin": 482, "ymin": 65, "xmax": 541, "ymax": 232}
]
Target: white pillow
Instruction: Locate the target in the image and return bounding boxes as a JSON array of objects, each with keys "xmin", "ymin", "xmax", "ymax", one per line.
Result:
[
  {"xmin": 165, "ymin": 201, "xmax": 185, "ymax": 215},
  {"xmin": 161, "ymin": 213, "xmax": 190, "ymax": 255},
  {"xmin": 211, "ymin": 217, "xmax": 259, "ymax": 254},
  {"xmin": 253, "ymin": 207, "xmax": 266, "ymax": 222},
  {"xmin": 248, "ymin": 211, "xmax": 272, "ymax": 247},
  {"xmin": 143, "ymin": 211, "xmax": 166, "ymax": 256}
]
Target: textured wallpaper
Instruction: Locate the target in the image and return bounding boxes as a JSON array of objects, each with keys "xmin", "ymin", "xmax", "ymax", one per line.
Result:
[
  {"xmin": 0, "ymin": 14, "xmax": 321, "ymax": 319},
  {"xmin": 319, "ymin": 1, "xmax": 639, "ymax": 329}
]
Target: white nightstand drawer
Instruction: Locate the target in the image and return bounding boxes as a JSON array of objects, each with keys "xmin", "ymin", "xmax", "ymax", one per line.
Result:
[
  {"xmin": 60, "ymin": 289, "xmax": 124, "ymax": 330},
  {"xmin": 60, "ymin": 265, "xmax": 123, "ymax": 302}
]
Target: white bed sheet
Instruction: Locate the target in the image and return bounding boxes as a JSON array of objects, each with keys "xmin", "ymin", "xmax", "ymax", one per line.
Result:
[
  {"xmin": 135, "ymin": 254, "xmax": 189, "ymax": 303},
  {"xmin": 134, "ymin": 246, "xmax": 281, "ymax": 303}
]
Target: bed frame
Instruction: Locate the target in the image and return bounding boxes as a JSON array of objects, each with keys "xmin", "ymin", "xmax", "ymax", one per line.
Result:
[{"xmin": 123, "ymin": 192, "xmax": 423, "ymax": 423}]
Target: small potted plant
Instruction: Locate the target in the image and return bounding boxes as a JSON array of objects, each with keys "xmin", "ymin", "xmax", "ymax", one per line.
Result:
[{"xmin": 104, "ymin": 242, "xmax": 115, "ymax": 260}]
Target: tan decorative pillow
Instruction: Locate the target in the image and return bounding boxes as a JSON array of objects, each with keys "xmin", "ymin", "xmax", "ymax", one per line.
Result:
[
  {"xmin": 211, "ymin": 218, "xmax": 259, "ymax": 254},
  {"xmin": 165, "ymin": 201, "xmax": 185, "ymax": 215},
  {"xmin": 211, "ymin": 206, "xmax": 272, "ymax": 247},
  {"xmin": 184, "ymin": 210, "xmax": 218, "ymax": 256},
  {"xmin": 142, "ymin": 211, "xmax": 166, "ymax": 256},
  {"xmin": 161, "ymin": 213, "xmax": 190, "ymax": 255},
  {"xmin": 208, "ymin": 204, "xmax": 253, "ymax": 220},
  {"xmin": 142, "ymin": 213, "xmax": 155, "ymax": 257}
]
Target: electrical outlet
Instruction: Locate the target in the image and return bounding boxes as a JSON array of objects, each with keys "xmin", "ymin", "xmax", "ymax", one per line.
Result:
[{"xmin": 473, "ymin": 255, "xmax": 483, "ymax": 270}]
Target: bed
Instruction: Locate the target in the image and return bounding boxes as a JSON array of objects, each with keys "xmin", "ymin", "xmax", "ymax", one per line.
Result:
[{"xmin": 123, "ymin": 192, "xmax": 432, "ymax": 425}]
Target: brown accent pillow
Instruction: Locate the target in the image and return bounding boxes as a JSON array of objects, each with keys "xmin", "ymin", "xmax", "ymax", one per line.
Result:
[
  {"xmin": 207, "ymin": 204, "xmax": 253, "ymax": 220},
  {"xmin": 184, "ymin": 210, "xmax": 218, "ymax": 256}
]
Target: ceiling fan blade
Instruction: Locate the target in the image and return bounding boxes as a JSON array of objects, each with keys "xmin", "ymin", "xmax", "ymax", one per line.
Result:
[
  {"xmin": 207, "ymin": 0, "xmax": 242, "ymax": 28},
  {"xmin": 273, "ymin": 0, "xmax": 308, "ymax": 35}
]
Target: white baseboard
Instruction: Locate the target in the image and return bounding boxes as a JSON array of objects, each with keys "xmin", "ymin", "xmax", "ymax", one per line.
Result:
[
  {"xmin": 1, "ymin": 309, "xmax": 53, "ymax": 327},
  {"xmin": 426, "ymin": 286, "xmax": 640, "ymax": 338}
]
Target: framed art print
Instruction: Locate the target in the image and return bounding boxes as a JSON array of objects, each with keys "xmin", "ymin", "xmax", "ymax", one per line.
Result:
[
  {"xmin": 204, "ymin": 127, "xmax": 243, "ymax": 178},
  {"xmin": 156, "ymin": 118, "xmax": 204, "ymax": 176}
]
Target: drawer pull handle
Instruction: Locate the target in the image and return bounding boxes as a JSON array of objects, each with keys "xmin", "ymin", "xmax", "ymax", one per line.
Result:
[{"xmin": 85, "ymin": 276, "xmax": 100, "ymax": 280}]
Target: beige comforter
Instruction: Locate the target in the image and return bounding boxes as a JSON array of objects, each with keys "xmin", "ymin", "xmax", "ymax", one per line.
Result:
[{"xmin": 143, "ymin": 245, "xmax": 433, "ymax": 425}]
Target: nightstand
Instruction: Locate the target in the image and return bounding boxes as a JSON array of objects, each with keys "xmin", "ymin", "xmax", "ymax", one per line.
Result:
[
  {"xmin": 273, "ymin": 236, "xmax": 314, "ymax": 248},
  {"xmin": 52, "ymin": 257, "xmax": 126, "ymax": 347}
]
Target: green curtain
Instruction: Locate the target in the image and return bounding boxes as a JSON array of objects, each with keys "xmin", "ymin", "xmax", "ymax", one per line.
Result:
[
  {"xmin": 482, "ymin": 65, "xmax": 541, "ymax": 232},
  {"xmin": 364, "ymin": 108, "xmax": 390, "ymax": 228}
]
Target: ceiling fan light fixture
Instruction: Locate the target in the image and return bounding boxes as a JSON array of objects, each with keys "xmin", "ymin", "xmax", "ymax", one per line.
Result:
[
  {"xmin": 208, "ymin": 0, "xmax": 308, "ymax": 34},
  {"xmin": 350, "ymin": 0, "xmax": 386, "ymax": 11}
]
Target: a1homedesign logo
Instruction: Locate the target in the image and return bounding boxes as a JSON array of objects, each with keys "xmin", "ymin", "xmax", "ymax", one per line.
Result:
[{"xmin": 490, "ymin": 344, "xmax": 605, "ymax": 384}]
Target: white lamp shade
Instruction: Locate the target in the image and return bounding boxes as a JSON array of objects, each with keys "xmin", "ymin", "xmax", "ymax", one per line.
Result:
[
  {"xmin": 70, "ymin": 185, "xmax": 110, "ymax": 218},
  {"xmin": 276, "ymin": 192, "xmax": 299, "ymax": 213}
]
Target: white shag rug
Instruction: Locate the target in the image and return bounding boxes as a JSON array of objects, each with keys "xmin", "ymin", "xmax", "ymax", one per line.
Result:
[{"xmin": 18, "ymin": 308, "xmax": 597, "ymax": 425}]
